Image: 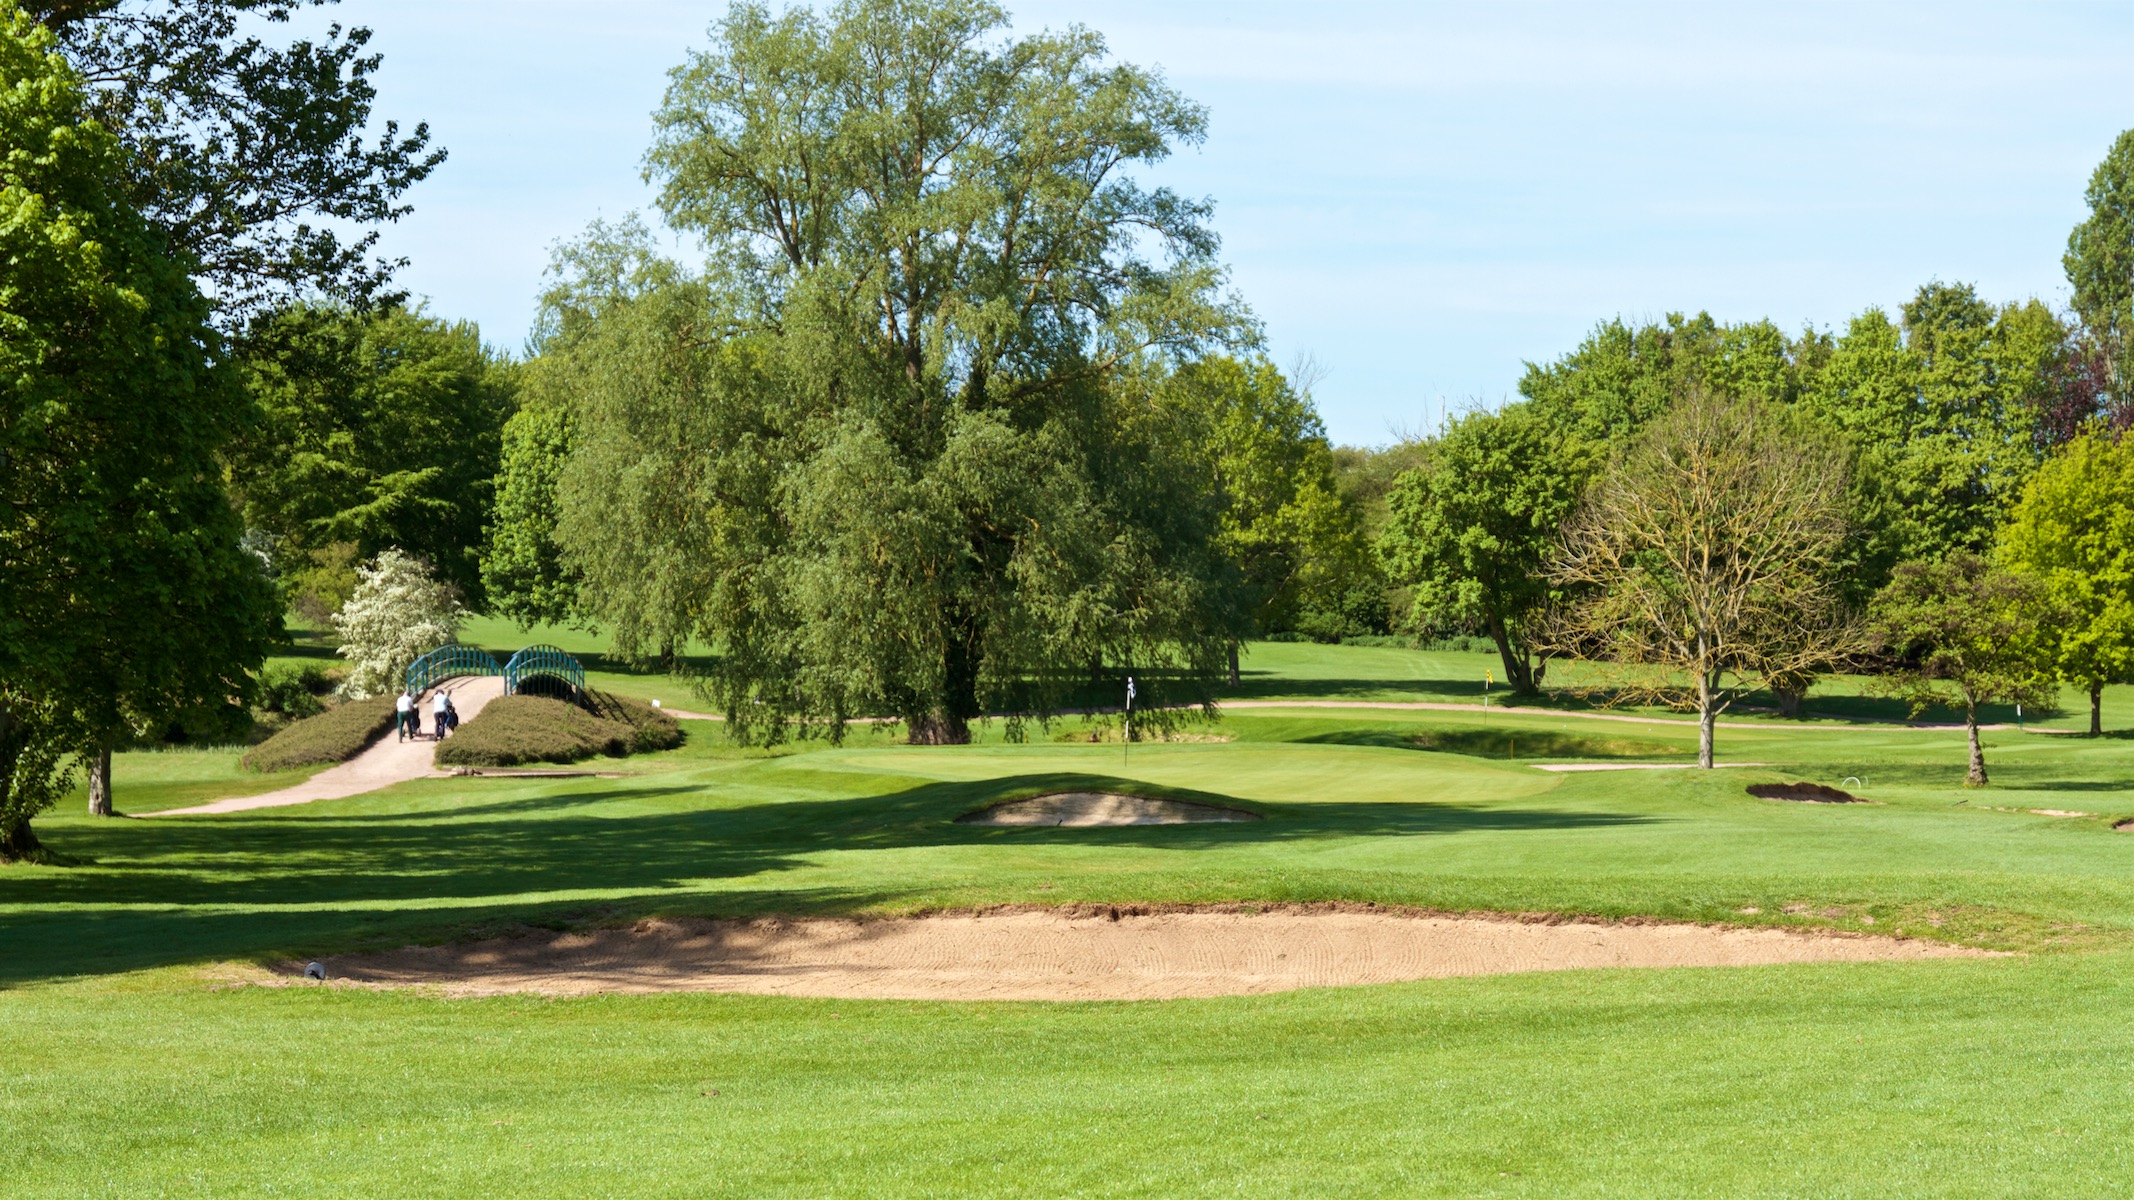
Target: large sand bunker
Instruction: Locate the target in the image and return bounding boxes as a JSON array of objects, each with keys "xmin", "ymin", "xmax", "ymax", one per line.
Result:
[
  {"xmin": 959, "ymin": 792, "xmax": 1258, "ymax": 826},
  {"xmin": 282, "ymin": 908, "xmax": 1992, "ymax": 1001}
]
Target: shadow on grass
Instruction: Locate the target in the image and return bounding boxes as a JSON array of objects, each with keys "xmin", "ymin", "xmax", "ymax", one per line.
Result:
[
  {"xmin": 0, "ymin": 773, "xmax": 1653, "ymax": 985},
  {"xmin": 1218, "ymin": 668, "xmax": 2065, "ymax": 731},
  {"xmin": 1293, "ymin": 728, "xmax": 1688, "ymax": 760}
]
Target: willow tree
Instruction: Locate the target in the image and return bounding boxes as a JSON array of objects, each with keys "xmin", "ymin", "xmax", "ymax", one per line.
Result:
[
  {"xmin": 1546, "ymin": 390, "xmax": 1858, "ymax": 767},
  {"xmin": 545, "ymin": 1, "xmax": 1248, "ymax": 744}
]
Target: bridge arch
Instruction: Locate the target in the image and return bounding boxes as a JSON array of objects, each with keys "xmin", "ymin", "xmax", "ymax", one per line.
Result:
[
  {"xmin": 405, "ymin": 644, "xmax": 504, "ymax": 695},
  {"xmin": 504, "ymin": 644, "xmax": 584, "ymax": 700}
]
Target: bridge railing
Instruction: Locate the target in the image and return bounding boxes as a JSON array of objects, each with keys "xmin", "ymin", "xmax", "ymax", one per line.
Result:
[
  {"xmin": 405, "ymin": 644, "xmax": 505, "ymax": 696},
  {"xmin": 504, "ymin": 644, "xmax": 584, "ymax": 699}
]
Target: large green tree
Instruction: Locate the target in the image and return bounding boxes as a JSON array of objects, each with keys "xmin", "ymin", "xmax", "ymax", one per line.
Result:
[
  {"xmin": 2065, "ymin": 129, "xmax": 2133, "ymax": 400},
  {"xmin": 1867, "ymin": 554, "xmax": 2058, "ymax": 787},
  {"xmin": 1799, "ymin": 285, "xmax": 2064, "ymax": 574},
  {"xmin": 229, "ymin": 303, "xmax": 516, "ymax": 609},
  {"xmin": 546, "ymin": 1, "xmax": 1249, "ymax": 744},
  {"xmin": 2, "ymin": 6, "xmax": 273, "ymax": 853},
  {"xmin": 1164, "ymin": 355, "xmax": 1374, "ymax": 659},
  {"xmin": 1380, "ymin": 406, "xmax": 1595, "ymax": 694},
  {"xmin": 27, "ymin": 0, "xmax": 443, "ymax": 320},
  {"xmin": 1517, "ymin": 312, "xmax": 1812, "ymax": 444},
  {"xmin": 1998, "ymin": 433, "xmax": 2134, "ymax": 736}
]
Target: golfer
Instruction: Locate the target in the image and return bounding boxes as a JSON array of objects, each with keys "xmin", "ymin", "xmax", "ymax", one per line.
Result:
[
  {"xmin": 396, "ymin": 688, "xmax": 414, "ymax": 742},
  {"xmin": 433, "ymin": 689, "xmax": 450, "ymax": 740}
]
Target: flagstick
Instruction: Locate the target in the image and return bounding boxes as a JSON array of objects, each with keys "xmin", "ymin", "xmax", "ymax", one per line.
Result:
[{"xmin": 1124, "ymin": 675, "xmax": 1133, "ymax": 770}]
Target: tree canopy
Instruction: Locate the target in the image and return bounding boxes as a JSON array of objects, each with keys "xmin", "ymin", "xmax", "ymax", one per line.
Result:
[
  {"xmin": 2065, "ymin": 128, "xmax": 2133, "ymax": 398},
  {"xmin": 228, "ymin": 303, "xmax": 516, "ymax": 611},
  {"xmin": 1, "ymin": 5, "xmax": 272, "ymax": 854},
  {"xmin": 538, "ymin": 1, "xmax": 1251, "ymax": 744},
  {"xmin": 1165, "ymin": 356, "xmax": 1374, "ymax": 644},
  {"xmin": 1867, "ymin": 554, "xmax": 2058, "ymax": 786},
  {"xmin": 1381, "ymin": 405, "xmax": 1594, "ymax": 694},
  {"xmin": 1546, "ymin": 391, "xmax": 1856, "ymax": 767},
  {"xmin": 27, "ymin": 0, "xmax": 444, "ymax": 320},
  {"xmin": 1998, "ymin": 432, "xmax": 2134, "ymax": 736}
]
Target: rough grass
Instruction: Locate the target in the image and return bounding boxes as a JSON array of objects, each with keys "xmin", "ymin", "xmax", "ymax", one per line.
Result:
[
  {"xmin": 435, "ymin": 691, "xmax": 681, "ymax": 767},
  {"xmin": 239, "ymin": 696, "xmax": 395, "ymax": 772}
]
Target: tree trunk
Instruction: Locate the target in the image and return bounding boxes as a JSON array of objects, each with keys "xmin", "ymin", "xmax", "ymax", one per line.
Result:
[
  {"xmin": 1964, "ymin": 695, "xmax": 1988, "ymax": 786},
  {"xmin": 659, "ymin": 637, "xmax": 677, "ymax": 673},
  {"xmin": 0, "ymin": 708, "xmax": 47, "ymax": 859},
  {"xmin": 1773, "ymin": 686, "xmax": 1804, "ymax": 719},
  {"xmin": 907, "ymin": 710, "xmax": 971, "ymax": 745},
  {"xmin": 87, "ymin": 741, "xmax": 113, "ymax": 817},
  {"xmin": 2091, "ymin": 680, "xmax": 2103, "ymax": 738},
  {"xmin": 1485, "ymin": 613, "xmax": 1535, "ymax": 694},
  {"xmin": 0, "ymin": 818, "xmax": 40, "ymax": 862},
  {"xmin": 1226, "ymin": 642, "xmax": 1240, "ymax": 690},
  {"xmin": 910, "ymin": 624, "xmax": 979, "ymax": 745},
  {"xmin": 1697, "ymin": 670, "xmax": 1716, "ymax": 768}
]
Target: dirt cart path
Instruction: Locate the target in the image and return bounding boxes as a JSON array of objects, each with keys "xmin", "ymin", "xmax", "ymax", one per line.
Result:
[{"xmin": 154, "ymin": 675, "xmax": 508, "ymax": 817}]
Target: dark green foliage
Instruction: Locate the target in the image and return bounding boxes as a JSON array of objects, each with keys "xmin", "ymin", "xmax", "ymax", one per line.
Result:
[
  {"xmin": 1165, "ymin": 356, "xmax": 1375, "ymax": 639},
  {"xmin": 1330, "ymin": 440, "xmax": 1429, "ymax": 537},
  {"xmin": 2, "ymin": 10, "xmax": 275, "ymax": 855},
  {"xmin": 1866, "ymin": 553, "xmax": 2060, "ymax": 785},
  {"xmin": 230, "ymin": 304, "xmax": 517, "ymax": 607},
  {"xmin": 434, "ymin": 693, "xmax": 681, "ymax": 768},
  {"xmin": 546, "ymin": 3, "xmax": 1251, "ymax": 745},
  {"xmin": 481, "ymin": 390, "xmax": 580, "ymax": 627},
  {"xmin": 1380, "ymin": 406, "xmax": 1596, "ymax": 693},
  {"xmin": 1517, "ymin": 312, "xmax": 1811, "ymax": 444},
  {"xmin": 29, "ymin": 0, "xmax": 444, "ymax": 321},
  {"xmin": 240, "ymin": 697, "xmax": 395, "ymax": 773},
  {"xmin": 2064, "ymin": 128, "xmax": 2133, "ymax": 393},
  {"xmin": 1798, "ymin": 288, "xmax": 2066, "ymax": 578},
  {"xmin": 254, "ymin": 663, "xmax": 333, "ymax": 720}
]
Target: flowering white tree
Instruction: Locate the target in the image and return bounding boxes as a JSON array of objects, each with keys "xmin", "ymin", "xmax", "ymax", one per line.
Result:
[{"xmin": 332, "ymin": 550, "xmax": 465, "ymax": 698}]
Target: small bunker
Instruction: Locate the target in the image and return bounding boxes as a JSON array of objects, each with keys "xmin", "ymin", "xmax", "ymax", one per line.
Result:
[
  {"xmin": 959, "ymin": 791, "xmax": 1260, "ymax": 827},
  {"xmin": 1748, "ymin": 782, "xmax": 1863, "ymax": 804}
]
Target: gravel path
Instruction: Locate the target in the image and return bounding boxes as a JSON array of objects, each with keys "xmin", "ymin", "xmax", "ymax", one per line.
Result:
[{"xmin": 152, "ymin": 675, "xmax": 508, "ymax": 816}]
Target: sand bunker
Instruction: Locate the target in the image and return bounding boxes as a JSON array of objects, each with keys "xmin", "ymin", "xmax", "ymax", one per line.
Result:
[
  {"xmin": 958, "ymin": 792, "xmax": 1259, "ymax": 827},
  {"xmin": 1748, "ymin": 782, "xmax": 1864, "ymax": 804},
  {"xmin": 281, "ymin": 909, "xmax": 1992, "ymax": 1001}
]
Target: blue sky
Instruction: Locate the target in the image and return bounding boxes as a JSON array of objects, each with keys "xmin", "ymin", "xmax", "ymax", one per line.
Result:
[{"xmin": 329, "ymin": 0, "xmax": 2132, "ymax": 445}]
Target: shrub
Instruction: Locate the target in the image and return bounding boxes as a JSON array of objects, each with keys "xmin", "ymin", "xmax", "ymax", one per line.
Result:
[
  {"xmin": 331, "ymin": 549, "xmax": 465, "ymax": 698},
  {"xmin": 256, "ymin": 662, "xmax": 333, "ymax": 719},
  {"xmin": 435, "ymin": 691, "xmax": 681, "ymax": 768},
  {"xmin": 241, "ymin": 696, "xmax": 397, "ymax": 772}
]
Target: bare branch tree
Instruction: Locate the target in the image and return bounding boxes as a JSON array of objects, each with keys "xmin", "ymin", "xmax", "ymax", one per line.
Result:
[{"xmin": 1545, "ymin": 388, "xmax": 1860, "ymax": 766}]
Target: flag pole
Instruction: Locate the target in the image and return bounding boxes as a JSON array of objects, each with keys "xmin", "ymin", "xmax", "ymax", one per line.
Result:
[{"xmin": 1124, "ymin": 675, "xmax": 1135, "ymax": 770}]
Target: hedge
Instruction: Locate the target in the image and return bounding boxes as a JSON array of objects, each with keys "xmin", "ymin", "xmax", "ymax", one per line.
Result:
[
  {"xmin": 434, "ymin": 691, "xmax": 682, "ymax": 768},
  {"xmin": 241, "ymin": 696, "xmax": 397, "ymax": 773}
]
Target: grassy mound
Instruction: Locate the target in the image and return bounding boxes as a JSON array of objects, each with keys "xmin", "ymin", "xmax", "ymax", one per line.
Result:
[
  {"xmin": 435, "ymin": 691, "xmax": 681, "ymax": 768},
  {"xmin": 240, "ymin": 696, "xmax": 397, "ymax": 772}
]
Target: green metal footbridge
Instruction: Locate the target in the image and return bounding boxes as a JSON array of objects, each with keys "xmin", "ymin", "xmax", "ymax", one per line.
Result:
[
  {"xmin": 405, "ymin": 642, "xmax": 585, "ymax": 700},
  {"xmin": 405, "ymin": 644, "xmax": 504, "ymax": 695},
  {"xmin": 504, "ymin": 644, "xmax": 584, "ymax": 699}
]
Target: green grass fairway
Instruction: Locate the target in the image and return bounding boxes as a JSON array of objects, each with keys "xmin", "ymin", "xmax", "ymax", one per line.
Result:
[{"xmin": 10, "ymin": 643, "xmax": 2134, "ymax": 1195}]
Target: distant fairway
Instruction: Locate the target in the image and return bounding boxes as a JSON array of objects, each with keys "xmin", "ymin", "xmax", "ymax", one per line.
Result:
[{"xmin": 9, "ymin": 641, "xmax": 2134, "ymax": 1196}]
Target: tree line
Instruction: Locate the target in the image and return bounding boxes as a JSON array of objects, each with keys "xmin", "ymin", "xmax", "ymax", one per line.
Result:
[
  {"xmin": 1379, "ymin": 200, "xmax": 2132, "ymax": 777},
  {"xmin": 2, "ymin": 0, "xmax": 2129, "ymax": 858}
]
